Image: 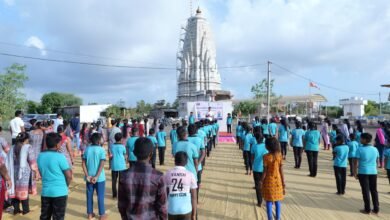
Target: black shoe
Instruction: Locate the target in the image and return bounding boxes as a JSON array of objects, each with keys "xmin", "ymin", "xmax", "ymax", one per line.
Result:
[{"xmin": 359, "ymin": 209, "xmax": 370, "ymax": 215}]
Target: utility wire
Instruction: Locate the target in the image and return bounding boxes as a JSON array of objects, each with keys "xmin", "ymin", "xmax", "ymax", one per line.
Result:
[
  {"xmin": 272, "ymin": 62, "xmax": 378, "ymax": 96},
  {"xmin": 0, "ymin": 51, "xmax": 266, "ymax": 70},
  {"xmin": 0, "ymin": 41, "xmax": 173, "ymax": 67}
]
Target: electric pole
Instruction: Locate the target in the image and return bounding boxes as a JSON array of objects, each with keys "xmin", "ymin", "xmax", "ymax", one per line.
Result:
[
  {"xmin": 267, "ymin": 61, "xmax": 271, "ymax": 123},
  {"xmin": 379, "ymin": 92, "xmax": 382, "ymax": 115}
]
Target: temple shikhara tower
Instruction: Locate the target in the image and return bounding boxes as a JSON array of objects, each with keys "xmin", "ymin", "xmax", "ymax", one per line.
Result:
[{"xmin": 177, "ymin": 7, "xmax": 232, "ymax": 116}]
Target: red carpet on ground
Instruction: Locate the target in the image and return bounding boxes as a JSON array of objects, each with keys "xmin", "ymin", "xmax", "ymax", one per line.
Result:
[{"xmin": 218, "ymin": 132, "xmax": 236, "ymax": 143}]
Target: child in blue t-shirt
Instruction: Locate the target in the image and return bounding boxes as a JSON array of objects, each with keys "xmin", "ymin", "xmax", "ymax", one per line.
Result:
[
  {"xmin": 243, "ymin": 126, "xmax": 253, "ymax": 175},
  {"xmin": 126, "ymin": 128, "xmax": 139, "ymax": 167},
  {"xmin": 251, "ymin": 132, "xmax": 268, "ymax": 206},
  {"xmin": 147, "ymin": 128, "xmax": 158, "ymax": 169},
  {"xmin": 110, "ymin": 132, "xmax": 127, "ymax": 198},
  {"xmin": 236, "ymin": 121, "xmax": 243, "ymax": 146},
  {"xmin": 82, "ymin": 133, "xmax": 107, "ymax": 219},
  {"xmin": 353, "ymin": 133, "xmax": 380, "ymax": 215},
  {"xmin": 332, "ymin": 135, "xmax": 349, "ymax": 195},
  {"xmin": 156, "ymin": 124, "xmax": 167, "ymax": 166},
  {"xmin": 347, "ymin": 133, "xmax": 359, "ymax": 176},
  {"xmin": 170, "ymin": 124, "xmax": 178, "ymax": 147}
]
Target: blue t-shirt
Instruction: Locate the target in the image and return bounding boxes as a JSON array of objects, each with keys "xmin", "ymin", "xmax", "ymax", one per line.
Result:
[
  {"xmin": 333, "ymin": 145, "xmax": 349, "ymax": 167},
  {"xmin": 170, "ymin": 130, "xmax": 178, "ymax": 144},
  {"xmin": 126, "ymin": 136, "xmax": 138, "ymax": 162},
  {"xmin": 157, "ymin": 131, "xmax": 167, "ymax": 147},
  {"xmin": 83, "ymin": 145, "xmax": 106, "ymax": 182},
  {"xmin": 147, "ymin": 136, "xmax": 158, "ymax": 148},
  {"xmin": 347, "ymin": 140, "xmax": 359, "ymax": 158},
  {"xmin": 278, "ymin": 125, "xmax": 289, "ymax": 142},
  {"xmin": 261, "ymin": 124, "xmax": 269, "ymax": 135},
  {"xmin": 355, "ymin": 131, "xmax": 362, "ymax": 143},
  {"xmin": 236, "ymin": 125, "xmax": 243, "ymax": 136},
  {"xmin": 227, "ymin": 117, "xmax": 233, "ymax": 125},
  {"xmin": 356, "ymin": 145, "xmax": 379, "ymax": 175},
  {"xmin": 329, "ymin": 130, "xmax": 337, "ymax": 144},
  {"xmin": 304, "ymin": 130, "xmax": 321, "ymax": 151},
  {"xmin": 251, "ymin": 143, "xmax": 269, "ymax": 172},
  {"xmin": 173, "ymin": 141, "xmax": 199, "ymax": 181},
  {"xmin": 211, "ymin": 125, "xmax": 217, "ymax": 136},
  {"xmin": 110, "ymin": 143, "xmax": 127, "ymax": 171},
  {"xmin": 253, "ymin": 121, "xmax": 261, "ymax": 128},
  {"xmin": 243, "ymin": 133, "xmax": 253, "ymax": 151},
  {"xmin": 188, "ymin": 136, "xmax": 205, "ymax": 171},
  {"xmin": 269, "ymin": 123, "xmax": 278, "ymax": 136},
  {"xmin": 38, "ymin": 151, "xmax": 70, "ymax": 197},
  {"xmin": 197, "ymin": 129, "xmax": 206, "ymax": 145},
  {"xmin": 291, "ymin": 129, "xmax": 305, "ymax": 147},
  {"xmin": 384, "ymin": 148, "xmax": 390, "ymax": 169},
  {"xmin": 189, "ymin": 115, "xmax": 195, "ymax": 124}
]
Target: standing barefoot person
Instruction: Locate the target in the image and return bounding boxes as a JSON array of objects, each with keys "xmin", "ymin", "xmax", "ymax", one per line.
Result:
[
  {"xmin": 261, "ymin": 137, "xmax": 285, "ymax": 220},
  {"xmin": 304, "ymin": 122, "xmax": 321, "ymax": 177},
  {"xmin": 332, "ymin": 135, "xmax": 349, "ymax": 195},
  {"xmin": 251, "ymin": 132, "xmax": 268, "ymax": 207},
  {"xmin": 353, "ymin": 133, "xmax": 380, "ymax": 215},
  {"xmin": 291, "ymin": 121, "xmax": 305, "ymax": 169}
]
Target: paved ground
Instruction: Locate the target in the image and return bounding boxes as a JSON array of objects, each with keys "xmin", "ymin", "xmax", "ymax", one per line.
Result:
[{"xmin": 3, "ymin": 140, "xmax": 390, "ymax": 219}]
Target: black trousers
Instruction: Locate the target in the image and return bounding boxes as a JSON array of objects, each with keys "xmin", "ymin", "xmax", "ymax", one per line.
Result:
[
  {"xmin": 168, "ymin": 212, "xmax": 192, "ymax": 220},
  {"xmin": 387, "ymin": 169, "xmax": 390, "ymax": 184},
  {"xmin": 348, "ymin": 158, "xmax": 355, "ymax": 176},
  {"xmin": 236, "ymin": 136, "xmax": 240, "ymax": 145},
  {"xmin": 253, "ymin": 172, "xmax": 263, "ymax": 205},
  {"xmin": 12, "ymin": 138, "xmax": 16, "ymax": 145},
  {"xmin": 13, "ymin": 198, "xmax": 29, "ymax": 214},
  {"xmin": 280, "ymin": 142, "xmax": 287, "ymax": 157},
  {"xmin": 40, "ymin": 196, "xmax": 68, "ymax": 220},
  {"xmin": 151, "ymin": 148, "xmax": 157, "ymax": 168},
  {"xmin": 111, "ymin": 170, "xmax": 123, "ymax": 198},
  {"xmin": 243, "ymin": 151, "xmax": 252, "ymax": 172},
  {"xmin": 293, "ymin": 147, "xmax": 303, "ymax": 168},
  {"xmin": 206, "ymin": 139, "xmax": 212, "ymax": 157},
  {"xmin": 129, "ymin": 161, "xmax": 136, "ymax": 168},
  {"xmin": 306, "ymin": 151, "xmax": 318, "ymax": 177},
  {"xmin": 227, "ymin": 124, "xmax": 232, "ymax": 133},
  {"xmin": 158, "ymin": 147, "xmax": 166, "ymax": 165},
  {"xmin": 212, "ymin": 135, "xmax": 216, "ymax": 148},
  {"xmin": 358, "ymin": 174, "xmax": 379, "ymax": 213},
  {"xmin": 334, "ymin": 166, "xmax": 346, "ymax": 194}
]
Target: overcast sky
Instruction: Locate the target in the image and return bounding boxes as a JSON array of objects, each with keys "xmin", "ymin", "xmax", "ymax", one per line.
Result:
[{"xmin": 0, "ymin": 0, "xmax": 389, "ymax": 107}]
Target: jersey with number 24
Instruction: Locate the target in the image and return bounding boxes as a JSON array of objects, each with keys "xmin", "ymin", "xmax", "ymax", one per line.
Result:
[{"xmin": 164, "ymin": 166, "xmax": 198, "ymax": 215}]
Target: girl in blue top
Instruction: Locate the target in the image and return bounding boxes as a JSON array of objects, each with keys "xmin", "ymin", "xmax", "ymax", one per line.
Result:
[
  {"xmin": 147, "ymin": 128, "xmax": 158, "ymax": 169},
  {"xmin": 278, "ymin": 119, "xmax": 290, "ymax": 160},
  {"xmin": 156, "ymin": 124, "xmax": 167, "ymax": 166},
  {"xmin": 347, "ymin": 133, "xmax": 359, "ymax": 176},
  {"xmin": 236, "ymin": 121, "xmax": 242, "ymax": 146},
  {"xmin": 126, "ymin": 128, "xmax": 139, "ymax": 167},
  {"xmin": 110, "ymin": 133, "xmax": 127, "ymax": 198},
  {"xmin": 353, "ymin": 133, "xmax": 380, "ymax": 215},
  {"xmin": 291, "ymin": 121, "xmax": 305, "ymax": 169},
  {"xmin": 251, "ymin": 132, "xmax": 268, "ymax": 207},
  {"xmin": 332, "ymin": 135, "xmax": 349, "ymax": 195},
  {"xmin": 261, "ymin": 119, "xmax": 270, "ymax": 138},
  {"xmin": 304, "ymin": 121, "xmax": 321, "ymax": 177},
  {"xmin": 243, "ymin": 126, "xmax": 253, "ymax": 175}
]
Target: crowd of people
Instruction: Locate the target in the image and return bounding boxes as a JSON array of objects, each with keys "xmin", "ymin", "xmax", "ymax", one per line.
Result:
[
  {"xmin": 235, "ymin": 116, "xmax": 390, "ymax": 219},
  {"xmin": 0, "ymin": 110, "xmax": 221, "ymax": 220},
  {"xmin": 1, "ymin": 109, "xmax": 390, "ymax": 219}
]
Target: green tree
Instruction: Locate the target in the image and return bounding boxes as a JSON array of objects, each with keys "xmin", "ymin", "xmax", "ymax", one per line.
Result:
[
  {"xmin": 136, "ymin": 100, "xmax": 152, "ymax": 115},
  {"xmin": 0, "ymin": 64, "xmax": 28, "ymax": 121},
  {"xmin": 41, "ymin": 92, "xmax": 83, "ymax": 113},
  {"xmin": 365, "ymin": 100, "xmax": 379, "ymax": 116},
  {"xmin": 26, "ymin": 100, "xmax": 40, "ymax": 114},
  {"xmin": 105, "ymin": 105, "xmax": 122, "ymax": 117},
  {"xmin": 251, "ymin": 79, "xmax": 275, "ymax": 99},
  {"xmin": 233, "ymin": 101, "xmax": 257, "ymax": 116}
]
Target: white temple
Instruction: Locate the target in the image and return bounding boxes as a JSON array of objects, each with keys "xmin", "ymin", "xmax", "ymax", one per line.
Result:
[{"xmin": 177, "ymin": 7, "xmax": 231, "ymax": 116}]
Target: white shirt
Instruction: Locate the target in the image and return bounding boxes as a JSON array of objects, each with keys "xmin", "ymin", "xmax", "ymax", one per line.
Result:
[
  {"xmin": 206, "ymin": 111, "xmax": 214, "ymax": 121},
  {"xmin": 10, "ymin": 117, "xmax": 24, "ymax": 138},
  {"xmin": 53, "ymin": 118, "xmax": 64, "ymax": 133}
]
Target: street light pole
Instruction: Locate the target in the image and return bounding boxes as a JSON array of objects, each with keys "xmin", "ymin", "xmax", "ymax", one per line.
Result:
[{"xmin": 267, "ymin": 61, "xmax": 271, "ymax": 123}]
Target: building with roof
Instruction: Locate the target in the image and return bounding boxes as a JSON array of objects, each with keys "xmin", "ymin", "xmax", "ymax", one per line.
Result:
[
  {"xmin": 277, "ymin": 94, "xmax": 327, "ymax": 117},
  {"xmin": 339, "ymin": 97, "xmax": 367, "ymax": 117}
]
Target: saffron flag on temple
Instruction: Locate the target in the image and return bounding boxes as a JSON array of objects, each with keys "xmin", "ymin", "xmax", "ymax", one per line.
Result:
[{"xmin": 309, "ymin": 82, "xmax": 320, "ymax": 90}]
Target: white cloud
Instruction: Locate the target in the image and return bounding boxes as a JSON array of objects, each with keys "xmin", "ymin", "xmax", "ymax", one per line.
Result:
[
  {"xmin": 24, "ymin": 36, "xmax": 47, "ymax": 56},
  {"xmin": 1, "ymin": 0, "xmax": 389, "ymax": 105},
  {"xmin": 3, "ymin": 0, "xmax": 14, "ymax": 6}
]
